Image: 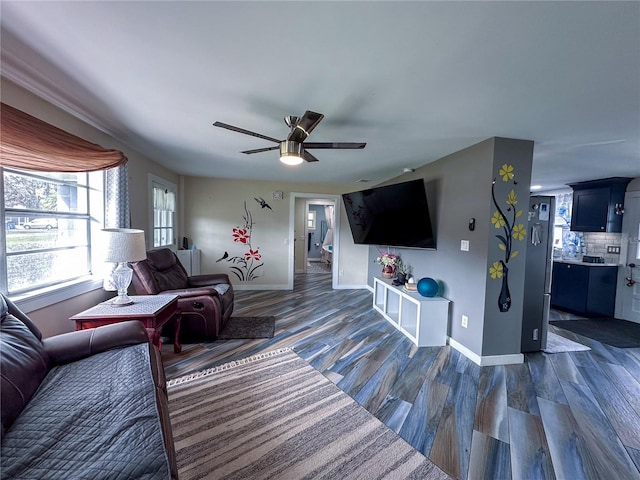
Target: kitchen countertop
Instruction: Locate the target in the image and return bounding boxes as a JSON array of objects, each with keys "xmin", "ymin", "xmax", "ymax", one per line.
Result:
[{"xmin": 553, "ymin": 259, "xmax": 619, "ymax": 267}]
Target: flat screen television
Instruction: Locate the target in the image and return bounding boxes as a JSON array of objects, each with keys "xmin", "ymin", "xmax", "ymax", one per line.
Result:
[{"xmin": 342, "ymin": 179, "xmax": 436, "ymax": 249}]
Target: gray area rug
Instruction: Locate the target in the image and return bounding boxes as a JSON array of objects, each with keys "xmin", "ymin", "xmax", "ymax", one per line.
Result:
[
  {"xmin": 217, "ymin": 316, "xmax": 275, "ymax": 339},
  {"xmin": 542, "ymin": 331, "xmax": 591, "ymax": 353},
  {"xmin": 167, "ymin": 349, "xmax": 450, "ymax": 480},
  {"xmin": 550, "ymin": 318, "xmax": 640, "ymax": 348}
]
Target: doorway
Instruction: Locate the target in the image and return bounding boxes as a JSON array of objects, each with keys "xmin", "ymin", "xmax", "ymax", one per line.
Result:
[
  {"xmin": 288, "ymin": 193, "xmax": 340, "ymax": 289},
  {"xmin": 304, "ymin": 200, "xmax": 334, "ymax": 274}
]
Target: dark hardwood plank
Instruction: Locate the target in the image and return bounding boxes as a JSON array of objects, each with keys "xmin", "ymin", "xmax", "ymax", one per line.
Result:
[
  {"xmin": 598, "ymin": 361, "xmax": 640, "ymax": 418},
  {"xmin": 429, "ymin": 368, "xmax": 479, "ymax": 480},
  {"xmin": 505, "ymin": 362, "xmax": 540, "ymax": 415},
  {"xmin": 574, "ymin": 355, "xmax": 640, "ymax": 450},
  {"xmin": 560, "ymin": 380, "xmax": 640, "ymax": 479},
  {"xmin": 353, "ymin": 341, "xmax": 414, "ymax": 412},
  {"xmin": 610, "ymin": 346, "xmax": 640, "ymax": 384},
  {"xmin": 398, "ymin": 378, "xmax": 449, "ymax": 455},
  {"xmin": 538, "ymin": 396, "xmax": 594, "ymax": 480},
  {"xmin": 467, "ymin": 429, "xmax": 512, "ymax": 480},
  {"xmin": 374, "ymin": 395, "xmax": 413, "ymax": 433},
  {"xmin": 628, "ymin": 447, "xmax": 640, "ymax": 472},
  {"xmin": 508, "ymin": 407, "xmax": 555, "ymax": 480},
  {"xmin": 474, "ymin": 365, "xmax": 509, "ymax": 443},
  {"xmin": 547, "ymin": 351, "xmax": 585, "ymax": 385},
  {"xmin": 526, "ymin": 352, "xmax": 568, "ymax": 405},
  {"xmin": 385, "ymin": 346, "xmax": 441, "ymax": 405}
]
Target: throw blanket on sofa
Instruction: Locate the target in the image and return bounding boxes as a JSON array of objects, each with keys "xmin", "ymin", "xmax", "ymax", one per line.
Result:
[{"xmin": 1, "ymin": 343, "xmax": 170, "ymax": 479}]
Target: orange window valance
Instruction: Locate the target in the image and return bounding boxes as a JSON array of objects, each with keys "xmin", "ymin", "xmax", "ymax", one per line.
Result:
[{"xmin": 0, "ymin": 102, "xmax": 127, "ymax": 172}]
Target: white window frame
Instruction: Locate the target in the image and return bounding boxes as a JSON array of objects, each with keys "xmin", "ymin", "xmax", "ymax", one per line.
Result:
[
  {"xmin": 148, "ymin": 174, "xmax": 177, "ymax": 250},
  {"xmin": 307, "ymin": 211, "xmax": 316, "ymax": 230},
  {"xmin": 1, "ymin": 167, "xmax": 106, "ymax": 312}
]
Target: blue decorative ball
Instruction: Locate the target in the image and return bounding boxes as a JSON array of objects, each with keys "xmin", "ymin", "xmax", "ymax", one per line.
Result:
[{"xmin": 417, "ymin": 277, "xmax": 439, "ymax": 297}]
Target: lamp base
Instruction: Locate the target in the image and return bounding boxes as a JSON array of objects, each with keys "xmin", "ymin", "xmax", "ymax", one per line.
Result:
[
  {"xmin": 109, "ymin": 262, "xmax": 134, "ymax": 307},
  {"xmin": 110, "ymin": 294, "xmax": 134, "ymax": 307}
]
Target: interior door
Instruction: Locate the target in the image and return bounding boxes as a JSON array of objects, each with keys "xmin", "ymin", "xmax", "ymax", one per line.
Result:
[{"xmin": 616, "ymin": 192, "xmax": 640, "ymax": 322}]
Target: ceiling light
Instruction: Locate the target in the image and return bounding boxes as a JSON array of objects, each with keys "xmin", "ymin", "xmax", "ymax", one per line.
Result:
[{"xmin": 280, "ymin": 141, "xmax": 304, "ymax": 166}]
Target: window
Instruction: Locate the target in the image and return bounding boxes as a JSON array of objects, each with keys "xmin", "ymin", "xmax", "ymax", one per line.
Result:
[
  {"xmin": 307, "ymin": 211, "xmax": 316, "ymax": 230},
  {"xmin": 1, "ymin": 167, "xmax": 104, "ymax": 296},
  {"xmin": 150, "ymin": 175, "xmax": 176, "ymax": 248}
]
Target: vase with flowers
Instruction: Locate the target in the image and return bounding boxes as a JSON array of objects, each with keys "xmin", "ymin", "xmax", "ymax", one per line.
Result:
[{"xmin": 375, "ymin": 252, "xmax": 400, "ymax": 279}]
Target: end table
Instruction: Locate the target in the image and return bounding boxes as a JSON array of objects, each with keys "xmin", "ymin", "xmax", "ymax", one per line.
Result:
[{"xmin": 71, "ymin": 294, "xmax": 182, "ymax": 353}]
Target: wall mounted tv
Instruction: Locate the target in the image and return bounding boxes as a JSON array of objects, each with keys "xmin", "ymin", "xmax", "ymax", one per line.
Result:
[{"xmin": 342, "ymin": 179, "xmax": 436, "ymax": 249}]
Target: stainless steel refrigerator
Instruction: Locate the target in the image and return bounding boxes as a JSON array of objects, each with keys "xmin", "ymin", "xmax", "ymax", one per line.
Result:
[{"xmin": 521, "ymin": 195, "xmax": 555, "ymax": 352}]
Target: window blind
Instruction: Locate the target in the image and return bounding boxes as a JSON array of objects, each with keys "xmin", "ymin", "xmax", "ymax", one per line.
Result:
[{"xmin": 0, "ymin": 102, "xmax": 127, "ymax": 172}]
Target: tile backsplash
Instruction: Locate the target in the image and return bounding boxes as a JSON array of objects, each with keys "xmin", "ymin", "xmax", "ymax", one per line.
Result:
[{"xmin": 582, "ymin": 232, "xmax": 622, "ymax": 264}]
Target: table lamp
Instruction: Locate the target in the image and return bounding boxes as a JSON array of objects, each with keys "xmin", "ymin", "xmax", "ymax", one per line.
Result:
[{"xmin": 103, "ymin": 228, "xmax": 147, "ymax": 306}]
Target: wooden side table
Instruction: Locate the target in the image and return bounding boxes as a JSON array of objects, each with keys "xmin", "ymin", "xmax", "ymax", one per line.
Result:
[{"xmin": 71, "ymin": 294, "xmax": 182, "ymax": 353}]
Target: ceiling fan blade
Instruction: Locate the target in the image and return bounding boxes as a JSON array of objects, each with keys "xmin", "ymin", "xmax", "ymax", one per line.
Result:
[
  {"xmin": 213, "ymin": 121, "xmax": 281, "ymax": 143},
  {"xmin": 241, "ymin": 146, "xmax": 280, "ymax": 154},
  {"xmin": 302, "ymin": 149, "xmax": 320, "ymax": 163},
  {"xmin": 287, "ymin": 111, "xmax": 324, "ymax": 143},
  {"xmin": 303, "ymin": 142, "xmax": 366, "ymax": 149}
]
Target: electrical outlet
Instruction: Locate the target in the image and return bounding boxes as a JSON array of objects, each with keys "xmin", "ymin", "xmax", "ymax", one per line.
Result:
[
  {"xmin": 607, "ymin": 245, "xmax": 621, "ymax": 254},
  {"xmin": 461, "ymin": 314, "xmax": 468, "ymax": 328},
  {"xmin": 533, "ymin": 328, "xmax": 539, "ymax": 341},
  {"xmin": 461, "ymin": 240, "xmax": 470, "ymax": 251}
]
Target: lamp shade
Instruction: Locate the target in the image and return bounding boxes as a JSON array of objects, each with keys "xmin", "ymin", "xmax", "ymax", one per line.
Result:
[{"xmin": 103, "ymin": 228, "xmax": 147, "ymax": 263}]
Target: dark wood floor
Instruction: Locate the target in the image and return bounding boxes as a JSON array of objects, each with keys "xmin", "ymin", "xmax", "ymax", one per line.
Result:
[{"xmin": 161, "ymin": 273, "xmax": 640, "ymax": 480}]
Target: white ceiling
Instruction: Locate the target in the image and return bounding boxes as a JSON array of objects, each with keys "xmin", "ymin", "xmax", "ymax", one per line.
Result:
[{"xmin": 1, "ymin": 1, "xmax": 639, "ymax": 190}]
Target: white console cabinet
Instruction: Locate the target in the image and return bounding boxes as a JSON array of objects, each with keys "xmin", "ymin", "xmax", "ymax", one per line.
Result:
[
  {"xmin": 176, "ymin": 249, "xmax": 201, "ymax": 276},
  {"xmin": 373, "ymin": 277, "xmax": 450, "ymax": 347}
]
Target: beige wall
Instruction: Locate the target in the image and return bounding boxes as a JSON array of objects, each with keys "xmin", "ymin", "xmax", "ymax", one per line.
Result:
[
  {"xmin": 2, "ymin": 78, "xmax": 179, "ymax": 335},
  {"xmin": 182, "ymin": 177, "xmax": 369, "ymax": 289}
]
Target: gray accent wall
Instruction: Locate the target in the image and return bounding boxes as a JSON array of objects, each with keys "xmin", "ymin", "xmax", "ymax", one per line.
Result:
[
  {"xmin": 367, "ymin": 137, "xmax": 534, "ymax": 359},
  {"xmin": 482, "ymin": 138, "xmax": 533, "ymax": 356}
]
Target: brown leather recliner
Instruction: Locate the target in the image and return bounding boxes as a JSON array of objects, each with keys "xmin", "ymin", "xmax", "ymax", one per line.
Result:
[{"xmin": 131, "ymin": 248, "xmax": 234, "ymax": 341}]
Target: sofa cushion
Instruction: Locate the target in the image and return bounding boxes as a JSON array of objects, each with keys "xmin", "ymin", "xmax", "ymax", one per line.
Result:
[
  {"xmin": 1, "ymin": 343, "xmax": 171, "ymax": 479},
  {"xmin": 1, "ymin": 298, "xmax": 50, "ymax": 435}
]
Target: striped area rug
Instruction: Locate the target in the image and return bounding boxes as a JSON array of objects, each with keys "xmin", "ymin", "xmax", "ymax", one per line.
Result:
[{"xmin": 167, "ymin": 348, "xmax": 450, "ymax": 479}]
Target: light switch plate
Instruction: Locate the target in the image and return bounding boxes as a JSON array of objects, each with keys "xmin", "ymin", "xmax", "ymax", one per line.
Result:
[{"xmin": 461, "ymin": 240, "xmax": 470, "ymax": 251}]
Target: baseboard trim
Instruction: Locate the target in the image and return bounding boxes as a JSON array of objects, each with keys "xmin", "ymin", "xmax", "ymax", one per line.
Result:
[
  {"xmin": 448, "ymin": 338, "xmax": 524, "ymax": 366},
  {"xmin": 233, "ymin": 284, "xmax": 289, "ymax": 291}
]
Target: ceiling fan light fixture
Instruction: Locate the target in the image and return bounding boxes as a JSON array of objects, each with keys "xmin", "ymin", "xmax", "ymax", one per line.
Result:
[{"xmin": 279, "ymin": 141, "xmax": 304, "ymax": 166}]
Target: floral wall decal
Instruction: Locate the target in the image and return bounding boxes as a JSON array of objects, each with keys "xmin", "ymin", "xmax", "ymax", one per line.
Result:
[
  {"xmin": 219, "ymin": 200, "xmax": 264, "ymax": 281},
  {"xmin": 489, "ymin": 163, "xmax": 525, "ymax": 312}
]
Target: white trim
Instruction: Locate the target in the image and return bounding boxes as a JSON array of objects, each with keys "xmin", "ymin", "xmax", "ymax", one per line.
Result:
[
  {"xmin": 334, "ymin": 283, "xmax": 369, "ymax": 290},
  {"xmin": 233, "ymin": 284, "xmax": 289, "ymax": 291},
  {"xmin": 448, "ymin": 338, "xmax": 524, "ymax": 366},
  {"xmin": 2, "ymin": 169, "xmax": 105, "ymax": 301},
  {"xmin": 289, "ymin": 193, "xmax": 341, "ymax": 290},
  {"xmin": 12, "ymin": 277, "xmax": 104, "ymax": 313},
  {"xmin": 148, "ymin": 173, "xmax": 177, "ymax": 250}
]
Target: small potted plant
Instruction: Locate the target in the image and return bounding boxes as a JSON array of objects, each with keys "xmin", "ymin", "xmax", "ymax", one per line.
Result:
[{"xmin": 393, "ymin": 260, "xmax": 411, "ymax": 286}]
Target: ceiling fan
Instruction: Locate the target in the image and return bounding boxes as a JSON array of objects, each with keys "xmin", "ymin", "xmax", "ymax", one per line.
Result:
[{"xmin": 213, "ymin": 110, "xmax": 366, "ymax": 165}]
